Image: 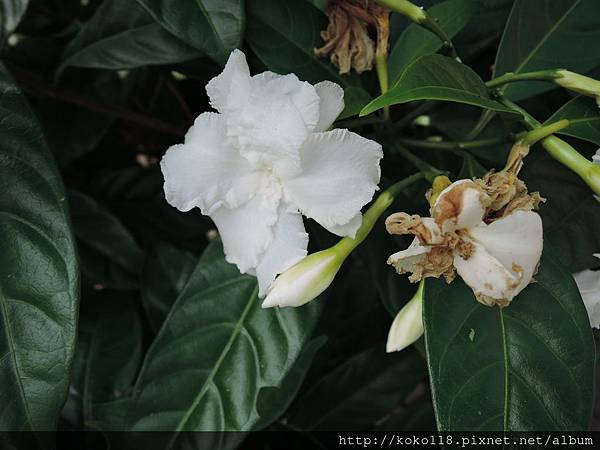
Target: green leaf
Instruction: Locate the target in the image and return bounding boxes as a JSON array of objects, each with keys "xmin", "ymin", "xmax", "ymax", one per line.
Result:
[
  {"xmin": 389, "ymin": 0, "xmax": 474, "ymax": 85},
  {"xmin": 457, "ymin": 153, "xmax": 487, "ymax": 179},
  {"xmin": 68, "ymin": 190, "xmax": 143, "ymax": 290},
  {"xmin": 141, "ymin": 241, "xmax": 196, "ymax": 332},
  {"xmin": 338, "ymin": 86, "xmax": 372, "ymax": 120},
  {"xmin": 60, "ymin": 0, "xmax": 201, "ymax": 72},
  {"xmin": 424, "ymin": 251, "xmax": 595, "ymax": 431},
  {"xmin": 0, "ymin": 64, "xmax": 79, "ymax": 431},
  {"xmin": 360, "ymin": 55, "xmax": 517, "ymax": 116},
  {"xmin": 545, "ymin": 96, "xmax": 600, "ymax": 146},
  {"xmin": 0, "ymin": 0, "xmax": 28, "ymax": 40},
  {"xmin": 61, "ymin": 292, "xmax": 143, "ymax": 428},
  {"xmin": 246, "ymin": 0, "xmax": 362, "ymax": 88},
  {"xmin": 494, "ymin": 0, "xmax": 600, "ymax": 101},
  {"xmin": 288, "ymin": 346, "xmax": 426, "ymax": 430},
  {"xmin": 522, "ymin": 151, "xmax": 600, "ymax": 272},
  {"xmin": 136, "ymin": 0, "xmax": 244, "ymax": 65},
  {"xmin": 127, "ymin": 242, "xmax": 322, "ymax": 439}
]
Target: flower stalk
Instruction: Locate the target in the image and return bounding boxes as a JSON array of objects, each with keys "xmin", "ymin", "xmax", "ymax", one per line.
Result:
[
  {"xmin": 375, "ymin": 0, "xmax": 457, "ymax": 59},
  {"xmin": 262, "ymin": 173, "xmax": 426, "ymax": 308}
]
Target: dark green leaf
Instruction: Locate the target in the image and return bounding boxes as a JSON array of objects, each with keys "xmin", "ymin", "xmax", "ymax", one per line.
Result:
[
  {"xmin": 545, "ymin": 96, "xmax": 600, "ymax": 146},
  {"xmin": 0, "ymin": 0, "xmax": 28, "ymax": 40},
  {"xmin": 457, "ymin": 153, "xmax": 487, "ymax": 179},
  {"xmin": 288, "ymin": 346, "xmax": 426, "ymax": 430},
  {"xmin": 69, "ymin": 190, "xmax": 143, "ymax": 290},
  {"xmin": 61, "ymin": 292, "xmax": 143, "ymax": 428},
  {"xmin": 0, "ymin": 63, "xmax": 79, "ymax": 431},
  {"xmin": 60, "ymin": 0, "xmax": 201, "ymax": 71},
  {"xmin": 141, "ymin": 241, "xmax": 196, "ymax": 332},
  {"xmin": 494, "ymin": 0, "xmax": 600, "ymax": 101},
  {"xmin": 424, "ymin": 251, "xmax": 595, "ymax": 431},
  {"xmin": 136, "ymin": 0, "xmax": 244, "ymax": 65},
  {"xmin": 389, "ymin": 0, "xmax": 474, "ymax": 85},
  {"xmin": 338, "ymin": 86, "xmax": 372, "ymax": 120},
  {"xmin": 127, "ymin": 242, "xmax": 322, "ymax": 439},
  {"xmin": 522, "ymin": 151, "xmax": 600, "ymax": 272},
  {"xmin": 361, "ymin": 55, "xmax": 517, "ymax": 116},
  {"xmin": 246, "ymin": 0, "xmax": 363, "ymax": 88}
]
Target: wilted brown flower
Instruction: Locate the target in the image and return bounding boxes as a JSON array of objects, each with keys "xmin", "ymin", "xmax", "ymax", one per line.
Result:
[{"xmin": 314, "ymin": 0, "xmax": 390, "ymax": 74}]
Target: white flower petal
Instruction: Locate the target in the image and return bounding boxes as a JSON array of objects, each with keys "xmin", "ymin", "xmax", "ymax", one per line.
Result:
[
  {"xmin": 161, "ymin": 113, "xmax": 260, "ymax": 213},
  {"xmin": 210, "ymin": 194, "xmax": 279, "ymax": 274},
  {"xmin": 226, "ymin": 72, "xmax": 321, "ymax": 176},
  {"xmin": 574, "ymin": 268, "xmax": 600, "ymax": 328},
  {"xmin": 205, "ymin": 49, "xmax": 251, "ymax": 113},
  {"xmin": 386, "ymin": 283, "xmax": 424, "ymax": 353},
  {"xmin": 324, "ymin": 212, "xmax": 362, "ymax": 238},
  {"xmin": 468, "ymin": 210, "xmax": 543, "ymax": 296},
  {"xmin": 387, "ymin": 237, "xmax": 431, "ymax": 274},
  {"xmin": 593, "ymin": 148, "xmax": 600, "ymax": 165},
  {"xmin": 314, "ymin": 81, "xmax": 344, "ymax": 131},
  {"xmin": 283, "ymin": 129, "xmax": 382, "ymax": 230},
  {"xmin": 432, "ymin": 179, "xmax": 488, "ymax": 232},
  {"xmin": 255, "ymin": 204, "xmax": 308, "ymax": 296}
]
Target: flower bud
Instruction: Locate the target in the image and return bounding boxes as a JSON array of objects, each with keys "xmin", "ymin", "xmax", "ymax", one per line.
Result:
[
  {"xmin": 386, "ymin": 281, "xmax": 425, "ymax": 353},
  {"xmin": 555, "ymin": 70, "xmax": 600, "ymax": 107},
  {"xmin": 261, "ymin": 248, "xmax": 344, "ymax": 308}
]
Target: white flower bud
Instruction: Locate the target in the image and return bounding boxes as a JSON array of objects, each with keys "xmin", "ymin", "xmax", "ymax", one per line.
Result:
[
  {"xmin": 261, "ymin": 248, "xmax": 344, "ymax": 308},
  {"xmin": 386, "ymin": 282, "xmax": 424, "ymax": 353},
  {"xmin": 555, "ymin": 70, "xmax": 600, "ymax": 107}
]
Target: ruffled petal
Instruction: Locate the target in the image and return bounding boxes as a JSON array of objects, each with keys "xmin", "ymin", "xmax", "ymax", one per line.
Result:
[
  {"xmin": 324, "ymin": 212, "xmax": 362, "ymax": 238},
  {"xmin": 314, "ymin": 81, "xmax": 344, "ymax": 131},
  {"xmin": 432, "ymin": 179, "xmax": 489, "ymax": 233},
  {"xmin": 161, "ymin": 113, "xmax": 260, "ymax": 214},
  {"xmin": 455, "ymin": 210, "xmax": 543, "ymax": 306},
  {"xmin": 226, "ymin": 71, "xmax": 321, "ymax": 176},
  {"xmin": 283, "ymin": 129, "xmax": 382, "ymax": 231},
  {"xmin": 205, "ymin": 49, "xmax": 251, "ymax": 113},
  {"xmin": 387, "ymin": 237, "xmax": 431, "ymax": 275},
  {"xmin": 210, "ymin": 193, "xmax": 279, "ymax": 274},
  {"xmin": 255, "ymin": 203, "xmax": 308, "ymax": 296}
]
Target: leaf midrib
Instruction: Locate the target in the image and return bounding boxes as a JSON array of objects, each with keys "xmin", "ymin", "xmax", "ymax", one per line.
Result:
[{"xmin": 165, "ymin": 284, "xmax": 259, "ymax": 446}]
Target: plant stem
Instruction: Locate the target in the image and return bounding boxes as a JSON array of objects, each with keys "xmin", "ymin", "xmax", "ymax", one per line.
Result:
[
  {"xmin": 375, "ymin": 0, "xmax": 457, "ymax": 59},
  {"xmin": 519, "ymin": 119, "xmax": 570, "ymax": 146},
  {"xmin": 335, "ymin": 172, "xmax": 426, "ymax": 256},
  {"xmin": 485, "ymin": 70, "xmax": 561, "ymax": 89},
  {"xmin": 397, "ymin": 135, "xmax": 510, "ymax": 150},
  {"xmin": 375, "ymin": 53, "xmax": 391, "ymax": 120},
  {"xmin": 390, "ymin": 144, "xmax": 445, "ymax": 179}
]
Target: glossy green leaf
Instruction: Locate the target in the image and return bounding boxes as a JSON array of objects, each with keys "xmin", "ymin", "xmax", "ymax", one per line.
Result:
[
  {"xmin": 127, "ymin": 242, "xmax": 322, "ymax": 440},
  {"xmin": 288, "ymin": 346, "xmax": 426, "ymax": 430},
  {"xmin": 338, "ymin": 86, "xmax": 372, "ymax": 120},
  {"xmin": 424, "ymin": 251, "xmax": 595, "ymax": 431},
  {"xmin": 136, "ymin": 0, "xmax": 244, "ymax": 65},
  {"xmin": 522, "ymin": 151, "xmax": 600, "ymax": 272},
  {"xmin": 69, "ymin": 190, "xmax": 143, "ymax": 290},
  {"xmin": 361, "ymin": 55, "xmax": 517, "ymax": 116},
  {"xmin": 246, "ymin": 0, "xmax": 362, "ymax": 88},
  {"xmin": 60, "ymin": 0, "xmax": 200, "ymax": 72},
  {"xmin": 0, "ymin": 0, "xmax": 28, "ymax": 40},
  {"xmin": 141, "ymin": 241, "xmax": 196, "ymax": 332},
  {"xmin": 61, "ymin": 292, "xmax": 143, "ymax": 428},
  {"xmin": 0, "ymin": 64, "xmax": 79, "ymax": 431},
  {"xmin": 494, "ymin": 0, "xmax": 600, "ymax": 101},
  {"xmin": 389, "ymin": 0, "xmax": 474, "ymax": 85},
  {"xmin": 545, "ymin": 96, "xmax": 600, "ymax": 146}
]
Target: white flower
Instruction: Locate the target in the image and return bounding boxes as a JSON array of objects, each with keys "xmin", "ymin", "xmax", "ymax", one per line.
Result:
[
  {"xmin": 593, "ymin": 149, "xmax": 600, "ymax": 166},
  {"xmin": 160, "ymin": 50, "xmax": 383, "ymax": 296},
  {"xmin": 574, "ymin": 254, "xmax": 600, "ymax": 328},
  {"xmin": 386, "ymin": 179, "xmax": 543, "ymax": 307}
]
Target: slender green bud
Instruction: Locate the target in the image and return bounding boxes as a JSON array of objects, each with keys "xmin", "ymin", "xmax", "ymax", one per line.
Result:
[
  {"xmin": 386, "ymin": 281, "xmax": 425, "ymax": 353},
  {"xmin": 555, "ymin": 70, "xmax": 600, "ymax": 107},
  {"xmin": 375, "ymin": 0, "xmax": 426, "ymax": 23}
]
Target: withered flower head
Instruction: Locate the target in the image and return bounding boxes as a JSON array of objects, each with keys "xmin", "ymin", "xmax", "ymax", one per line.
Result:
[
  {"xmin": 385, "ymin": 147, "xmax": 545, "ymax": 307},
  {"xmin": 314, "ymin": 0, "xmax": 390, "ymax": 74}
]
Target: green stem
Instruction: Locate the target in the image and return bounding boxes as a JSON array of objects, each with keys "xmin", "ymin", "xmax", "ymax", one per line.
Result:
[
  {"xmin": 398, "ymin": 135, "xmax": 510, "ymax": 150},
  {"xmin": 499, "ymin": 97, "xmax": 600, "ymax": 195},
  {"xmin": 334, "ymin": 173, "xmax": 425, "ymax": 257},
  {"xmin": 392, "ymin": 101, "xmax": 437, "ymax": 130},
  {"xmin": 465, "ymin": 109, "xmax": 496, "ymax": 140},
  {"xmin": 485, "ymin": 70, "xmax": 561, "ymax": 89},
  {"xmin": 375, "ymin": 0, "xmax": 457, "ymax": 59},
  {"xmin": 375, "ymin": 53, "xmax": 391, "ymax": 120},
  {"xmin": 519, "ymin": 119, "xmax": 570, "ymax": 146}
]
